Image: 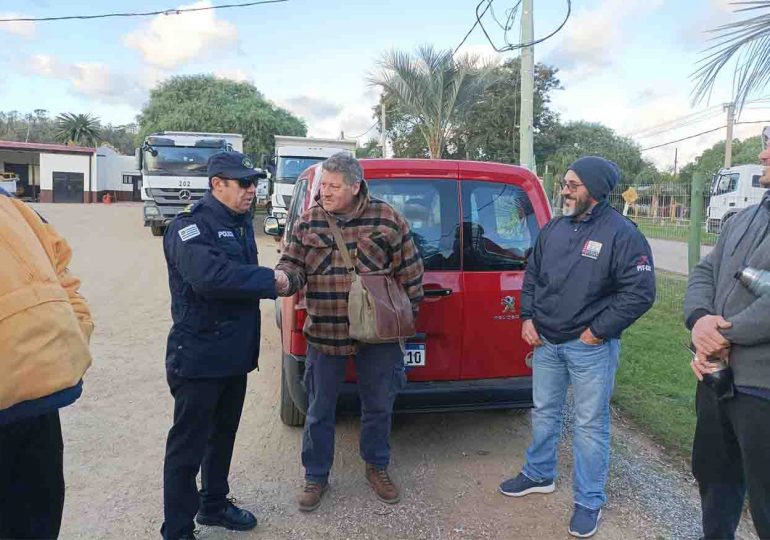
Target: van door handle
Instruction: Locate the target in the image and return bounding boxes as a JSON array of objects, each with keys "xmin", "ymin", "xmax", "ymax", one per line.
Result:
[{"xmin": 424, "ymin": 288, "xmax": 452, "ymax": 297}]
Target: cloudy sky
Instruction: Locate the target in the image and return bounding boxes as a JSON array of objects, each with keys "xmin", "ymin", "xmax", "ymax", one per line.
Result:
[{"xmin": 1, "ymin": 0, "xmax": 768, "ymax": 170}]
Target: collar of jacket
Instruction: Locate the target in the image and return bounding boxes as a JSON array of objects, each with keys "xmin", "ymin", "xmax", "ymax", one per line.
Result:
[
  {"xmin": 202, "ymin": 191, "xmax": 248, "ymax": 225},
  {"xmin": 571, "ymin": 199, "xmax": 609, "ymax": 223},
  {"xmin": 761, "ymin": 189, "xmax": 770, "ymax": 212},
  {"xmin": 312, "ymin": 179, "xmax": 371, "ymax": 223}
]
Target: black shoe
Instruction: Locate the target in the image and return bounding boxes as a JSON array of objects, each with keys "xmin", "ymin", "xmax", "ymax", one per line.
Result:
[{"xmin": 196, "ymin": 501, "xmax": 257, "ymax": 531}]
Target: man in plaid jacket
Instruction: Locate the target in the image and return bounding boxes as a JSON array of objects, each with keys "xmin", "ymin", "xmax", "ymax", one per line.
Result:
[{"xmin": 275, "ymin": 153, "xmax": 424, "ymax": 512}]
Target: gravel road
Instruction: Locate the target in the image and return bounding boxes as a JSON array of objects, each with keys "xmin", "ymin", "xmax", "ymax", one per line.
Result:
[{"xmin": 32, "ymin": 203, "xmax": 756, "ymax": 540}]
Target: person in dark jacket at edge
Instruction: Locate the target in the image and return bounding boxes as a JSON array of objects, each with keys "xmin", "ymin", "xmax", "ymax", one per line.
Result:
[
  {"xmin": 683, "ymin": 144, "xmax": 770, "ymax": 540},
  {"xmin": 498, "ymin": 156, "xmax": 656, "ymax": 538},
  {"xmin": 0, "ymin": 185, "xmax": 93, "ymax": 540},
  {"xmin": 161, "ymin": 151, "xmax": 279, "ymax": 540}
]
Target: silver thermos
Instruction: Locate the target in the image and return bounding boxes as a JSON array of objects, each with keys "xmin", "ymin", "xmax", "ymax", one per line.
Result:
[{"xmin": 734, "ymin": 267, "xmax": 770, "ymax": 296}]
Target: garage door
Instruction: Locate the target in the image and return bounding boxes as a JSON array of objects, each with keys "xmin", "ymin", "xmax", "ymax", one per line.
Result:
[{"xmin": 53, "ymin": 172, "xmax": 84, "ymax": 203}]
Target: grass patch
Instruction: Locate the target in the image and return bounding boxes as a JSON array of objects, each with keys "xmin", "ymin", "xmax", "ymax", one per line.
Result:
[
  {"xmin": 613, "ymin": 271, "xmax": 696, "ymax": 456},
  {"xmin": 633, "ymin": 216, "xmax": 719, "ymax": 246}
]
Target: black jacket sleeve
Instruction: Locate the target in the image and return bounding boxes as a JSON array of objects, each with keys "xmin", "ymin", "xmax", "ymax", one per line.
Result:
[{"xmin": 165, "ymin": 217, "xmax": 276, "ymax": 300}]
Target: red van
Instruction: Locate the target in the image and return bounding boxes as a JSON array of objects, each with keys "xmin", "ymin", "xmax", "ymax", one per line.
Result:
[{"xmin": 264, "ymin": 159, "xmax": 552, "ymax": 426}]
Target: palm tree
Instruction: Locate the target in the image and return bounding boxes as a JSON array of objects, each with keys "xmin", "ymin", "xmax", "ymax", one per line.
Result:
[
  {"xmin": 692, "ymin": 1, "xmax": 770, "ymax": 110},
  {"xmin": 54, "ymin": 112, "xmax": 101, "ymax": 147},
  {"xmin": 370, "ymin": 45, "xmax": 497, "ymax": 158}
]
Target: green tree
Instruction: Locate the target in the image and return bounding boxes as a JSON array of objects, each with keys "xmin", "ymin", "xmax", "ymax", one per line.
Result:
[
  {"xmin": 448, "ymin": 59, "xmax": 562, "ymax": 164},
  {"xmin": 55, "ymin": 112, "xmax": 100, "ymax": 147},
  {"xmin": 355, "ymin": 138, "xmax": 382, "ymax": 158},
  {"xmin": 680, "ymin": 135, "xmax": 765, "ymax": 189},
  {"xmin": 375, "ymin": 58, "xmax": 561, "ymax": 163},
  {"xmin": 137, "ymin": 75, "xmax": 307, "ymax": 156},
  {"xmin": 100, "ymin": 123, "xmax": 139, "ymax": 154},
  {"xmin": 370, "ymin": 45, "xmax": 496, "ymax": 158},
  {"xmin": 540, "ymin": 121, "xmax": 656, "ymax": 184}
]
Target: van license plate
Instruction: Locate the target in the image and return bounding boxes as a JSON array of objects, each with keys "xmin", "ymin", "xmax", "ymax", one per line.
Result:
[{"xmin": 404, "ymin": 343, "xmax": 426, "ymax": 367}]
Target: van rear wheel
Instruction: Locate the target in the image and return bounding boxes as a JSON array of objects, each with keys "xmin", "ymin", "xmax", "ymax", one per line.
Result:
[{"xmin": 280, "ymin": 365, "xmax": 305, "ymax": 427}]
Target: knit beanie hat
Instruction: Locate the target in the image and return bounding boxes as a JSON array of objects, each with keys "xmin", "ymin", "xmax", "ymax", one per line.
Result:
[{"xmin": 568, "ymin": 156, "xmax": 621, "ymax": 201}]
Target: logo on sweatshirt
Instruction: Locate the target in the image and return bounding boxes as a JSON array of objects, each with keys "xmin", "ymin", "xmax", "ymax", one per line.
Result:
[
  {"xmin": 635, "ymin": 255, "xmax": 652, "ymax": 272},
  {"xmin": 581, "ymin": 240, "xmax": 603, "ymax": 260},
  {"xmin": 218, "ymin": 230, "xmax": 235, "ymax": 239}
]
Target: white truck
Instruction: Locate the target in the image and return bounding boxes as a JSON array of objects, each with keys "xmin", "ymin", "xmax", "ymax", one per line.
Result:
[
  {"xmin": 270, "ymin": 136, "xmax": 357, "ymax": 224},
  {"xmin": 707, "ymin": 164, "xmax": 766, "ymax": 233},
  {"xmin": 136, "ymin": 132, "xmax": 244, "ymax": 236}
]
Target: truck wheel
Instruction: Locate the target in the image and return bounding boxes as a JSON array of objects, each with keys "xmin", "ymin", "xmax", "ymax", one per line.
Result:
[
  {"xmin": 151, "ymin": 225, "xmax": 166, "ymax": 237},
  {"xmin": 280, "ymin": 366, "xmax": 305, "ymax": 427}
]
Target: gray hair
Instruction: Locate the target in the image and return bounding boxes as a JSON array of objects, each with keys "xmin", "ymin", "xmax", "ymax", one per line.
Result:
[{"xmin": 321, "ymin": 152, "xmax": 363, "ymax": 186}]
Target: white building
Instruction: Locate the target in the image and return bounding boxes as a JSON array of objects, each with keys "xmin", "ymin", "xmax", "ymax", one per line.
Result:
[
  {"xmin": 96, "ymin": 144, "xmax": 141, "ymax": 202},
  {"xmin": 0, "ymin": 140, "xmax": 141, "ymax": 203},
  {"xmin": 0, "ymin": 140, "xmax": 95, "ymax": 203}
]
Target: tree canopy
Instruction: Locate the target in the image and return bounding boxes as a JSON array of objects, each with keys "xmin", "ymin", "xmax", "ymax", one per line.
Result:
[{"xmin": 137, "ymin": 75, "xmax": 307, "ymax": 156}]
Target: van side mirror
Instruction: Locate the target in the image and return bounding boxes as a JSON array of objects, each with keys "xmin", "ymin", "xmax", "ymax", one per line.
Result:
[{"xmin": 263, "ymin": 216, "xmax": 284, "ymax": 237}]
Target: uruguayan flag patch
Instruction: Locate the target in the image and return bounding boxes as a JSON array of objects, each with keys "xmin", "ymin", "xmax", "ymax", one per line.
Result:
[{"xmin": 178, "ymin": 224, "xmax": 200, "ymax": 242}]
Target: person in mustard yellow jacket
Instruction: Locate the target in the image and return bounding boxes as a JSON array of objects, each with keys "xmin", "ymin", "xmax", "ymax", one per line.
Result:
[{"xmin": 0, "ymin": 186, "xmax": 93, "ymax": 540}]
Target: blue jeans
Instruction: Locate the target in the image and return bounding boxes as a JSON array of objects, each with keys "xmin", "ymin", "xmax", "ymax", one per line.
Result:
[
  {"xmin": 521, "ymin": 337, "xmax": 620, "ymax": 510},
  {"xmin": 301, "ymin": 343, "xmax": 407, "ymax": 483}
]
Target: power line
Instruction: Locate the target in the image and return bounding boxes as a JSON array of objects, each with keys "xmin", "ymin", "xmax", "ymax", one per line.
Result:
[
  {"xmin": 347, "ymin": 121, "xmax": 379, "ymax": 140},
  {"xmin": 0, "ymin": 0, "xmax": 287, "ymax": 23},
  {"xmin": 453, "ymin": 0, "xmax": 494, "ymax": 55},
  {"xmin": 640, "ymin": 120, "xmax": 770, "ymax": 151},
  {"xmin": 476, "ymin": 0, "xmax": 571, "ymax": 53}
]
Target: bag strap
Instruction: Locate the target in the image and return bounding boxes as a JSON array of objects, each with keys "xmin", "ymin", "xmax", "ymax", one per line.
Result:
[{"xmin": 325, "ymin": 214, "xmax": 356, "ymax": 274}]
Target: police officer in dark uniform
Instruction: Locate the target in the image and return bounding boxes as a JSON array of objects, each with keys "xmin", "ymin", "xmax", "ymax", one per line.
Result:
[{"xmin": 161, "ymin": 151, "xmax": 278, "ymax": 540}]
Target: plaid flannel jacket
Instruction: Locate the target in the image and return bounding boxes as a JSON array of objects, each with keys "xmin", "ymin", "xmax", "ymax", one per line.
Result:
[{"xmin": 276, "ymin": 183, "xmax": 424, "ymax": 355}]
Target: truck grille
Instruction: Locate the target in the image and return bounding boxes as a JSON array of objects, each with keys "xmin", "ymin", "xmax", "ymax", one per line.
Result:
[{"xmin": 148, "ymin": 188, "xmax": 207, "ymax": 205}]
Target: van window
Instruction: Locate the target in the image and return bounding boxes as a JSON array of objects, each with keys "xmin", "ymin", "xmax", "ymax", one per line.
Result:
[
  {"xmin": 368, "ymin": 179, "xmax": 460, "ymax": 271},
  {"xmin": 752, "ymin": 174, "xmax": 762, "ymax": 188},
  {"xmin": 461, "ymin": 181, "xmax": 538, "ymax": 271}
]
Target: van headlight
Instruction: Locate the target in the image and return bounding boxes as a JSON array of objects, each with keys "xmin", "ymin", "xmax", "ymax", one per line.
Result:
[{"xmin": 144, "ymin": 205, "xmax": 160, "ymax": 217}]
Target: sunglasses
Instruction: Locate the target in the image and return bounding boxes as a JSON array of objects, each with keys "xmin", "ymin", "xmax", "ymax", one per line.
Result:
[{"xmin": 216, "ymin": 176, "xmax": 260, "ymax": 189}]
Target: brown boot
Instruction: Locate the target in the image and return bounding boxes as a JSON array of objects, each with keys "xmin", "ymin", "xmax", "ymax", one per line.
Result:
[
  {"xmin": 297, "ymin": 480, "xmax": 328, "ymax": 512},
  {"xmin": 365, "ymin": 464, "xmax": 401, "ymax": 504}
]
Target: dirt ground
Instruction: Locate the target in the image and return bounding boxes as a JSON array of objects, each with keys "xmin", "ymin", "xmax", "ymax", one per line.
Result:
[{"xmin": 32, "ymin": 203, "xmax": 757, "ymax": 540}]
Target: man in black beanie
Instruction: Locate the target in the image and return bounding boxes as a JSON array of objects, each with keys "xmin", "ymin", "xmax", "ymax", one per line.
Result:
[{"xmin": 499, "ymin": 156, "xmax": 656, "ymax": 538}]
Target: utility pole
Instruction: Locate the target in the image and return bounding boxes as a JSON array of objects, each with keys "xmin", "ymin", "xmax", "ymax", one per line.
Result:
[
  {"xmin": 673, "ymin": 147, "xmax": 678, "ymax": 177},
  {"xmin": 519, "ymin": 0, "xmax": 534, "ymax": 172},
  {"xmin": 380, "ymin": 98, "xmax": 387, "ymax": 159},
  {"xmin": 724, "ymin": 102, "xmax": 735, "ymax": 168}
]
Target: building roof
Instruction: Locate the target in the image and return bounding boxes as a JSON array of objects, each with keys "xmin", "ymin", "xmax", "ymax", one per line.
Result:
[{"xmin": 0, "ymin": 140, "xmax": 95, "ymax": 155}]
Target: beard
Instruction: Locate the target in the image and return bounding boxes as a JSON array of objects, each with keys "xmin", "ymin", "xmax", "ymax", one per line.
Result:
[{"xmin": 562, "ymin": 194, "xmax": 593, "ymax": 217}]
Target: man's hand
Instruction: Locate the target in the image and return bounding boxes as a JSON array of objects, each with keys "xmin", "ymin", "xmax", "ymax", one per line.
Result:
[
  {"xmin": 274, "ymin": 270, "xmax": 290, "ymax": 296},
  {"xmin": 580, "ymin": 327, "xmax": 603, "ymax": 345},
  {"xmin": 522, "ymin": 319, "xmax": 543, "ymax": 347},
  {"xmin": 691, "ymin": 315, "xmax": 732, "ymax": 356},
  {"xmin": 690, "ymin": 349, "xmax": 728, "ymax": 381}
]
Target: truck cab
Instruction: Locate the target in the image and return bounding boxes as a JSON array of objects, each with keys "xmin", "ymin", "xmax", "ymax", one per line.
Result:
[
  {"xmin": 137, "ymin": 132, "xmax": 243, "ymax": 236},
  {"xmin": 270, "ymin": 136, "xmax": 357, "ymax": 225},
  {"xmin": 707, "ymin": 164, "xmax": 766, "ymax": 233}
]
